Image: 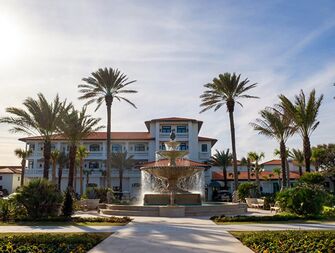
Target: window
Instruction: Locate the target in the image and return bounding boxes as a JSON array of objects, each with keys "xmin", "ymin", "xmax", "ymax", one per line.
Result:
[
  {"xmin": 201, "ymin": 144, "xmax": 208, "ymax": 153},
  {"xmin": 28, "ymin": 160, "xmax": 34, "ymax": 169},
  {"xmin": 112, "ymin": 144, "xmax": 122, "ymax": 153},
  {"xmin": 177, "ymin": 126, "xmax": 188, "ymax": 133},
  {"xmin": 161, "ymin": 125, "xmax": 171, "ymax": 133},
  {"xmin": 179, "ymin": 142, "xmax": 188, "ymax": 151},
  {"xmin": 89, "ymin": 144, "xmax": 100, "ymax": 152},
  {"xmin": 134, "ymin": 144, "xmax": 146, "ymax": 152},
  {"xmin": 51, "ymin": 144, "xmax": 56, "ymax": 150},
  {"xmin": 0, "ymin": 186, "xmax": 2, "ymax": 190},
  {"xmin": 0, "ymin": 176, "xmax": 2, "ymax": 180},
  {"xmin": 29, "ymin": 144, "xmax": 35, "ymax": 151},
  {"xmin": 160, "ymin": 142, "xmax": 166, "ymax": 150},
  {"xmin": 89, "ymin": 161, "xmax": 99, "ymax": 169}
]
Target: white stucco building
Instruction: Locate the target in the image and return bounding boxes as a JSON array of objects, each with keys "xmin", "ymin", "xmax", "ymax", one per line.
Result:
[
  {"xmin": 0, "ymin": 166, "xmax": 21, "ymax": 194},
  {"xmin": 21, "ymin": 117, "xmax": 217, "ymax": 197}
]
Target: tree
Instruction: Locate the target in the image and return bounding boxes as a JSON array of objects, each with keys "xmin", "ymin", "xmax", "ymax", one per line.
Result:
[
  {"xmin": 57, "ymin": 151, "xmax": 68, "ymax": 190},
  {"xmin": 240, "ymin": 156, "xmax": 251, "ymax": 181},
  {"xmin": 58, "ymin": 107, "xmax": 102, "ymax": 189},
  {"xmin": 251, "ymin": 108, "xmax": 295, "ymax": 189},
  {"xmin": 77, "ymin": 146, "xmax": 89, "ymax": 195},
  {"xmin": 290, "ymin": 148, "xmax": 305, "ymax": 176},
  {"xmin": 273, "ymin": 167, "xmax": 282, "ymax": 189},
  {"xmin": 110, "ymin": 151, "xmax": 135, "ymax": 199},
  {"xmin": 200, "ymin": 72, "xmax": 258, "ymax": 191},
  {"xmin": 78, "ymin": 67, "xmax": 137, "ymax": 188},
  {"xmin": 14, "ymin": 148, "xmax": 32, "ymax": 186},
  {"xmin": 210, "ymin": 149, "xmax": 232, "ymax": 189},
  {"xmin": 274, "ymin": 147, "xmax": 291, "ymax": 188},
  {"xmin": 84, "ymin": 168, "xmax": 93, "ymax": 188},
  {"xmin": 247, "ymin": 151, "xmax": 265, "ymax": 192},
  {"xmin": 279, "ymin": 89, "xmax": 323, "ymax": 172},
  {"xmin": 0, "ymin": 93, "xmax": 70, "ymax": 179},
  {"xmin": 50, "ymin": 150, "xmax": 60, "ymax": 184}
]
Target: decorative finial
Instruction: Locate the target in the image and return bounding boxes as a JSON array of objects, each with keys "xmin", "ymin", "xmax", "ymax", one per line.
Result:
[{"xmin": 170, "ymin": 129, "xmax": 176, "ymax": 141}]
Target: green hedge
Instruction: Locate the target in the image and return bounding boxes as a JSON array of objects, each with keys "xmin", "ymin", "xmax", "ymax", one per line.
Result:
[
  {"xmin": 0, "ymin": 233, "xmax": 110, "ymax": 253},
  {"xmin": 211, "ymin": 213, "xmax": 308, "ymax": 223},
  {"xmin": 17, "ymin": 216, "xmax": 132, "ymax": 223},
  {"xmin": 232, "ymin": 230, "xmax": 335, "ymax": 253}
]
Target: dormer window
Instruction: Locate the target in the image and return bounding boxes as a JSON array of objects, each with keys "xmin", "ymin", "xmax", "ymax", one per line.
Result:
[
  {"xmin": 161, "ymin": 126, "xmax": 171, "ymax": 133},
  {"xmin": 89, "ymin": 144, "xmax": 100, "ymax": 152},
  {"xmin": 177, "ymin": 126, "xmax": 188, "ymax": 133}
]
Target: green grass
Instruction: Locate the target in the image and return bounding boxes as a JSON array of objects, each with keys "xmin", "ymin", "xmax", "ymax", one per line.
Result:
[
  {"xmin": 0, "ymin": 221, "xmax": 127, "ymax": 226},
  {"xmin": 231, "ymin": 230, "xmax": 335, "ymax": 253},
  {"xmin": 0, "ymin": 232, "xmax": 111, "ymax": 253}
]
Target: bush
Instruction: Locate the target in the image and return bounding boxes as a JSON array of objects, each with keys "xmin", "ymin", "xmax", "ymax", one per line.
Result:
[
  {"xmin": 15, "ymin": 179, "xmax": 63, "ymax": 220},
  {"xmin": 0, "ymin": 233, "xmax": 110, "ymax": 253},
  {"xmin": 323, "ymin": 206, "xmax": 335, "ymax": 217},
  {"xmin": 0, "ymin": 199, "xmax": 15, "ymax": 222},
  {"xmin": 232, "ymin": 230, "xmax": 335, "ymax": 253},
  {"xmin": 299, "ymin": 172, "xmax": 325, "ymax": 185},
  {"xmin": 237, "ymin": 182, "xmax": 259, "ymax": 201},
  {"xmin": 62, "ymin": 187, "xmax": 74, "ymax": 218},
  {"xmin": 261, "ymin": 193, "xmax": 276, "ymax": 210},
  {"xmin": 276, "ymin": 184, "xmax": 327, "ymax": 216},
  {"xmin": 211, "ymin": 213, "xmax": 306, "ymax": 223}
]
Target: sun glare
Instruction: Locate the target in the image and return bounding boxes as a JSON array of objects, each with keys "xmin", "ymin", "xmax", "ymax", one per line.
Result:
[{"xmin": 0, "ymin": 14, "xmax": 24, "ymax": 65}]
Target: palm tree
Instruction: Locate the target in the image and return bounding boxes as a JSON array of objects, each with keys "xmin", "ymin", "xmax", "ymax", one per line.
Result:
[
  {"xmin": 289, "ymin": 148, "xmax": 304, "ymax": 176},
  {"xmin": 0, "ymin": 93, "xmax": 70, "ymax": 179},
  {"xmin": 251, "ymin": 108, "xmax": 295, "ymax": 189},
  {"xmin": 14, "ymin": 148, "xmax": 32, "ymax": 186},
  {"xmin": 247, "ymin": 151, "xmax": 265, "ymax": 192},
  {"xmin": 78, "ymin": 67, "xmax": 137, "ymax": 188},
  {"xmin": 57, "ymin": 152, "xmax": 68, "ymax": 190},
  {"xmin": 210, "ymin": 149, "xmax": 232, "ymax": 189},
  {"xmin": 279, "ymin": 89, "xmax": 323, "ymax": 172},
  {"xmin": 110, "ymin": 151, "xmax": 135, "ymax": 199},
  {"xmin": 241, "ymin": 156, "xmax": 252, "ymax": 181},
  {"xmin": 200, "ymin": 73, "xmax": 258, "ymax": 191},
  {"xmin": 58, "ymin": 107, "xmax": 102, "ymax": 189},
  {"xmin": 274, "ymin": 148, "xmax": 292, "ymax": 188},
  {"xmin": 50, "ymin": 150, "xmax": 60, "ymax": 184},
  {"xmin": 84, "ymin": 168, "xmax": 94, "ymax": 188},
  {"xmin": 77, "ymin": 146, "xmax": 89, "ymax": 195}
]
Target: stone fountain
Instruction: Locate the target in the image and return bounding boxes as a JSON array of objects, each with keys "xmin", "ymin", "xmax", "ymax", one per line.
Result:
[{"xmin": 140, "ymin": 131, "xmax": 205, "ymax": 210}]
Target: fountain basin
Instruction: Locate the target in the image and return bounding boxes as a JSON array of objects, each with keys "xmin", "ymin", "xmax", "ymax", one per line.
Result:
[{"xmin": 144, "ymin": 193, "xmax": 201, "ymax": 205}]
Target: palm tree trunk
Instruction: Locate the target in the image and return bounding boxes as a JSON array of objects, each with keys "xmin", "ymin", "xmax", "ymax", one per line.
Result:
[
  {"xmin": 68, "ymin": 145, "xmax": 77, "ymax": 188},
  {"xmin": 255, "ymin": 168, "xmax": 260, "ymax": 193},
  {"xmin": 223, "ymin": 166, "xmax": 228, "ymax": 189},
  {"xmin": 286, "ymin": 159, "xmax": 290, "ymax": 187},
  {"xmin": 280, "ymin": 140, "xmax": 287, "ymax": 190},
  {"xmin": 58, "ymin": 166, "xmax": 63, "ymax": 190},
  {"xmin": 298, "ymin": 166, "xmax": 303, "ymax": 176},
  {"xmin": 74, "ymin": 166, "xmax": 77, "ymax": 192},
  {"xmin": 80, "ymin": 161, "xmax": 83, "ymax": 195},
  {"xmin": 86, "ymin": 173, "xmax": 89, "ymax": 188},
  {"xmin": 247, "ymin": 165, "xmax": 251, "ymax": 182},
  {"xmin": 43, "ymin": 140, "xmax": 51, "ymax": 179},
  {"xmin": 303, "ymin": 135, "xmax": 311, "ymax": 172},
  {"xmin": 52, "ymin": 161, "xmax": 57, "ymax": 183},
  {"xmin": 105, "ymin": 97, "xmax": 113, "ymax": 188},
  {"xmin": 227, "ymin": 103, "xmax": 238, "ymax": 191},
  {"xmin": 119, "ymin": 168, "xmax": 123, "ymax": 200},
  {"xmin": 20, "ymin": 159, "xmax": 25, "ymax": 186}
]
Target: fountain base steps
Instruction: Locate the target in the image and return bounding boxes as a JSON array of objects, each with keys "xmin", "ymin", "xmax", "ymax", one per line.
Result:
[{"xmin": 100, "ymin": 203, "xmax": 247, "ymax": 217}]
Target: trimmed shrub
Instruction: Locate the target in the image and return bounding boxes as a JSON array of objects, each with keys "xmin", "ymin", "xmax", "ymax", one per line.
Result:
[
  {"xmin": 15, "ymin": 179, "xmax": 63, "ymax": 220},
  {"xmin": 323, "ymin": 206, "xmax": 335, "ymax": 217},
  {"xmin": 237, "ymin": 182, "xmax": 259, "ymax": 201},
  {"xmin": 276, "ymin": 184, "xmax": 327, "ymax": 216},
  {"xmin": 62, "ymin": 187, "xmax": 74, "ymax": 218},
  {"xmin": 211, "ymin": 213, "xmax": 306, "ymax": 223},
  {"xmin": 0, "ymin": 199, "xmax": 15, "ymax": 222},
  {"xmin": 299, "ymin": 172, "xmax": 325, "ymax": 185}
]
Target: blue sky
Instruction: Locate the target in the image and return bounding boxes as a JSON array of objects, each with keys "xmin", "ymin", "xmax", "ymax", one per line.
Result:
[{"xmin": 0, "ymin": 0, "xmax": 334, "ymax": 164}]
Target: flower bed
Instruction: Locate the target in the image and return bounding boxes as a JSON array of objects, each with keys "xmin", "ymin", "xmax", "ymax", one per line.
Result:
[
  {"xmin": 0, "ymin": 233, "xmax": 110, "ymax": 253},
  {"xmin": 231, "ymin": 230, "xmax": 335, "ymax": 253}
]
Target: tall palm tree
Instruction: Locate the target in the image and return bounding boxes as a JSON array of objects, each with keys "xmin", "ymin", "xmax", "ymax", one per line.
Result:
[
  {"xmin": 273, "ymin": 167, "xmax": 281, "ymax": 190},
  {"xmin": 58, "ymin": 107, "xmax": 102, "ymax": 189},
  {"xmin": 274, "ymin": 148, "xmax": 292, "ymax": 188},
  {"xmin": 247, "ymin": 151, "xmax": 265, "ymax": 192},
  {"xmin": 50, "ymin": 150, "xmax": 60, "ymax": 184},
  {"xmin": 210, "ymin": 149, "xmax": 232, "ymax": 189},
  {"xmin": 251, "ymin": 108, "xmax": 295, "ymax": 189},
  {"xmin": 0, "ymin": 93, "xmax": 70, "ymax": 179},
  {"xmin": 110, "ymin": 151, "xmax": 135, "ymax": 199},
  {"xmin": 241, "ymin": 156, "xmax": 252, "ymax": 181},
  {"xmin": 289, "ymin": 148, "xmax": 304, "ymax": 176},
  {"xmin": 57, "ymin": 151, "xmax": 68, "ymax": 190},
  {"xmin": 77, "ymin": 145, "xmax": 89, "ymax": 195},
  {"xmin": 279, "ymin": 89, "xmax": 323, "ymax": 172},
  {"xmin": 14, "ymin": 148, "xmax": 32, "ymax": 186},
  {"xmin": 78, "ymin": 67, "xmax": 137, "ymax": 188},
  {"xmin": 200, "ymin": 73, "xmax": 258, "ymax": 191}
]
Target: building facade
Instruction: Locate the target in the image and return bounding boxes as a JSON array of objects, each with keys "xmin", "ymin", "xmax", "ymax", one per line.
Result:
[
  {"xmin": 0, "ymin": 166, "xmax": 21, "ymax": 194},
  {"xmin": 21, "ymin": 117, "xmax": 217, "ymax": 198}
]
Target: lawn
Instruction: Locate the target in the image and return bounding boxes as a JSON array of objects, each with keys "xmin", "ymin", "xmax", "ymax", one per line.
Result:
[
  {"xmin": 0, "ymin": 232, "xmax": 111, "ymax": 253},
  {"xmin": 232, "ymin": 230, "xmax": 335, "ymax": 253}
]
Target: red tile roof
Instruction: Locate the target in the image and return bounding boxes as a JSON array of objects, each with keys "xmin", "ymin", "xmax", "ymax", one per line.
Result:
[
  {"xmin": 141, "ymin": 158, "xmax": 210, "ymax": 168},
  {"xmin": 0, "ymin": 166, "xmax": 21, "ymax": 174},
  {"xmin": 20, "ymin": 132, "xmax": 154, "ymax": 142},
  {"xmin": 212, "ymin": 171, "xmax": 301, "ymax": 180},
  {"xmin": 261, "ymin": 159, "xmax": 281, "ymax": 165}
]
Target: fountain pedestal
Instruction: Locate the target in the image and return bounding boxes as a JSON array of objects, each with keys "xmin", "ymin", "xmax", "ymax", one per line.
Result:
[{"xmin": 144, "ymin": 193, "xmax": 202, "ymax": 205}]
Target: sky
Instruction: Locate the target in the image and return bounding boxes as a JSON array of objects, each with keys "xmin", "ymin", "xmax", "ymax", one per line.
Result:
[{"xmin": 0, "ymin": 0, "xmax": 335, "ymax": 165}]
